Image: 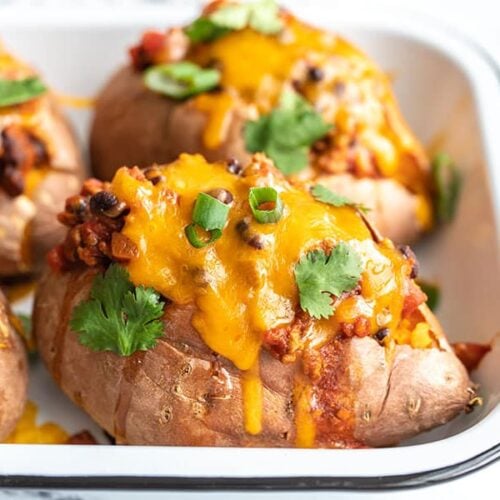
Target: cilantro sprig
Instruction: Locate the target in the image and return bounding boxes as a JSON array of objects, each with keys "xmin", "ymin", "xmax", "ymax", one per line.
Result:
[
  {"xmin": 311, "ymin": 184, "xmax": 369, "ymax": 213},
  {"xmin": 70, "ymin": 264, "xmax": 165, "ymax": 357},
  {"xmin": 0, "ymin": 77, "xmax": 47, "ymax": 107},
  {"xmin": 185, "ymin": 0, "xmax": 283, "ymax": 43},
  {"xmin": 244, "ymin": 91, "xmax": 332, "ymax": 175},
  {"xmin": 294, "ymin": 243, "xmax": 362, "ymax": 319}
]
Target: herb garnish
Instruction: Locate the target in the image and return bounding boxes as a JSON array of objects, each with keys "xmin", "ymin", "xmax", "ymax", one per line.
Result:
[
  {"xmin": 248, "ymin": 186, "xmax": 283, "ymax": 223},
  {"xmin": 144, "ymin": 62, "xmax": 220, "ymax": 100},
  {"xmin": 294, "ymin": 243, "xmax": 362, "ymax": 319},
  {"xmin": 185, "ymin": 0, "xmax": 283, "ymax": 43},
  {"xmin": 185, "ymin": 192, "xmax": 231, "ymax": 248},
  {"xmin": 311, "ymin": 184, "xmax": 369, "ymax": 212},
  {"xmin": 244, "ymin": 91, "xmax": 331, "ymax": 174},
  {"xmin": 70, "ymin": 264, "xmax": 164, "ymax": 357},
  {"xmin": 431, "ymin": 152, "xmax": 462, "ymax": 224},
  {"xmin": 0, "ymin": 77, "xmax": 47, "ymax": 107}
]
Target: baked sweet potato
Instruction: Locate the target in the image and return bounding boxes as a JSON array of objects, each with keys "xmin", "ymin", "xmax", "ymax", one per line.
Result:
[
  {"xmin": 0, "ymin": 290, "xmax": 28, "ymax": 441},
  {"xmin": 90, "ymin": 0, "xmax": 433, "ymax": 243},
  {"xmin": 34, "ymin": 153, "xmax": 474, "ymax": 447},
  {"xmin": 0, "ymin": 47, "xmax": 84, "ymax": 278}
]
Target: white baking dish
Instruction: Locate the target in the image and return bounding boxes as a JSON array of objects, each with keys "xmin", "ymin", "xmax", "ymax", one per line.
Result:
[{"xmin": 0, "ymin": 0, "xmax": 499, "ymax": 491}]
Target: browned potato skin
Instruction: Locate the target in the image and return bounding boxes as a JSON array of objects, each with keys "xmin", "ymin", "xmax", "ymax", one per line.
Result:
[
  {"xmin": 90, "ymin": 67, "xmax": 249, "ymax": 177},
  {"xmin": 0, "ymin": 93, "xmax": 84, "ymax": 278},
  {"xmin": 0, "ymin": 291, "xmax": 28, "ymax": 441},
  {"xmin": 34, "ymin": 267, "xmax": 472, "ymax": 447},
  {"xmin": 90, "ymin": 67, "xmax": 425, "ymax": 243}
]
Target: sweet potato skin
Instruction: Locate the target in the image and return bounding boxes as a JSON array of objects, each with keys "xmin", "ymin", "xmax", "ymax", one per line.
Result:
[
  {"xmin": 0, "ymin": 291, "xmax": 28, "ymax": 441},
  {"xmin": 34, "ymin": 268, "xmax": 472, "ymax": 447},
  {"xmin": 90, "ymin": 67, "xmax": 249, "ymax": 179}
]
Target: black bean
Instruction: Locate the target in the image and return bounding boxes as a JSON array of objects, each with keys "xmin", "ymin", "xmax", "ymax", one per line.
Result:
[
  {"xmin": 307, "ymin": 66, "xmax": 324, "ymax": 82},
  {"xmin": 236, "ymin": 219, "xmax": 249, "ymax": 233},
  {"xmin": 375, "ymin": 328, "xmax": 389, "ymax": 344},
  {"xmin": 226, "ymin": 158, "xmax": 242, "ymax": 175},
  {"xmin": 89, "ymin": 191, "xmax": 127, "ymax": 218},
  {"xmin": 247, "ymin": 234, "xmax": 265, "ymax": 250},
  {"xmin": 207, "ymin": 188, "xmax": 233, "ymax": 205},
  {"xmin": 144, "ymin": 167, "xmax": 165, "ymax": 186},
  {"xmin": 66, "ymin": 195, "xmax": 88, "ymax": 216},
  {"xmin": 236, "ymin": 218, "xmax": 265, "ymax": 249}
]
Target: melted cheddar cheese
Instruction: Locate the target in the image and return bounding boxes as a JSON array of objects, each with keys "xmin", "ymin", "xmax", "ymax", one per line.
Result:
[
  {"xmin": 4, "ymin": 401, "xmax": 68, "ymax": 444},
  {"xmin": 183, "ymin": 14, "xmax": 431, "ymax": 209},
  {"xmin": 111, "ymin": 154, "xmax": 412, "ymax": 438}
]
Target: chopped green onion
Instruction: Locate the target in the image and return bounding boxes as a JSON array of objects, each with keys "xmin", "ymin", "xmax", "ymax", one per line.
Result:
[
  {"xmin": 185, "ymin": 224, "xmax": 222, "ymax": 248},
  {"xmin": 248, "ymin": 187, "xmax": 283, "ymax": 223},
  {"xmin": 185, "ymin": 192, "xmax": 231, "ymax": 248},
  {"xmin": 0, "ymin": 77, "xmax": 47, "ymax": 107},
  {"xmin": 144, "ymin": 62, "xmax": 220, "ymax": 100},
  {"xmin": 192, "ymin": 192, "xmax": 230, "ymax": 230}
]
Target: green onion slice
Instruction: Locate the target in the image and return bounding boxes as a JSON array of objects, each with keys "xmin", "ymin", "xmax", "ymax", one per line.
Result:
[
  {"xmin": 144, "ymin": 62, "xmax": 221, "ymax": 100},
  {"xmin": 0, "ymin": 77, "xmax": 47, "ymax": 107},
  {"xmin": 185, "ymin": 224, "xmax": 222, "ymax": 249},
  {"xmin": 248, "ymin": 187, "xmax": 283, "ymax": 223},
  {"xmin": 185, "ymin": 192, "xmax": 231, "ymax": 248},
  {"xmin": 192, "ymin": 192, "xmax": 230, "ymax": 230}
]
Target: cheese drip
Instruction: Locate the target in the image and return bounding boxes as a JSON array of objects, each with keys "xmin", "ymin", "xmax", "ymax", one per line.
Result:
[{"xmin": 112, "ymin": 154, "xmax": 409, "ymax": 436}]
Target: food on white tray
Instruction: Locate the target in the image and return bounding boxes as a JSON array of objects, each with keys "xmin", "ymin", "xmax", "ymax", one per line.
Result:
[{"xmin": 34, "ymin": 153, "xmax": 476, "ymax": 447}]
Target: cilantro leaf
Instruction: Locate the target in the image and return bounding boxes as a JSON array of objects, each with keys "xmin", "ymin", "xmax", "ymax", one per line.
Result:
[
  {"xmin": 431, "ymin": 152, "xmax": 462, "ymax": 224},
  {"xmin": 244, "ymin": 91, "xmax": 332, "ymax": 174},
  {"xmin": 311, "ymin": 184, "xmax": 369, "ymax": 212},
  {"xmin": 70, "ymin": 264, "xmax": 164, "ymax": 356},
  {"xmin": 311, "ymin": 184, "xmax": 354, "ymax": 207},
  {"xmin": 0, "ymin": 77, "xmax": 47, "ymax": 107},
  {"xmin": 184, "ymin": 0, "xmax": 283, "ymax": 43},
  {"xmin": 294, "ymin": 243, "xmax": 362, "ymax": 319}
]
